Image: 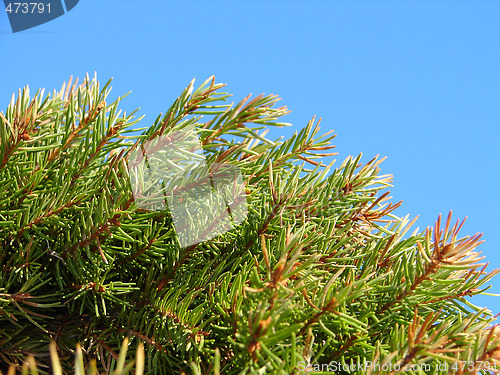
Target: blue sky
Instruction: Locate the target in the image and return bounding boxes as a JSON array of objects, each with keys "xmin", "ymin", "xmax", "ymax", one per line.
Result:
[{"xmin": 1, "ymin": 1, "xmax": 499, "ymax": 314}]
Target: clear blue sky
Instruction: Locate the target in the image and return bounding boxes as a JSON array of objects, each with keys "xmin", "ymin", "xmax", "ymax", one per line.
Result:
[{"xmin": 1, "ymin": 1, "xmax": 499, "ymax": 314}]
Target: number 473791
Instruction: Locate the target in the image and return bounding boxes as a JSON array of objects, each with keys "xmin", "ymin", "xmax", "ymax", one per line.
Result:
[
  {"xmin": 451, "ymin": 360, "xmax": 497, "ymax": 371},
  {"xmin": 5, "ymin": 2, "xmax": 51, "ymax": 14}
]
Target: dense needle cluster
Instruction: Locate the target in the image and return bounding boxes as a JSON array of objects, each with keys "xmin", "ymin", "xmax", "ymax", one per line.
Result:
[{"xmin": 0, "ymin": 74, "xmax": 499, "ymax": 374}]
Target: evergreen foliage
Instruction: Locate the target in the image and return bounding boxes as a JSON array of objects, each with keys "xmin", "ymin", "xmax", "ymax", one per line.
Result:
[
  {"xmin": 0, "ymin": 74, "xmax": 499, "ymax": 374},
  {"xmin": 3, "ymin": 338, "xmax": 144, "ymax": 375}
]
